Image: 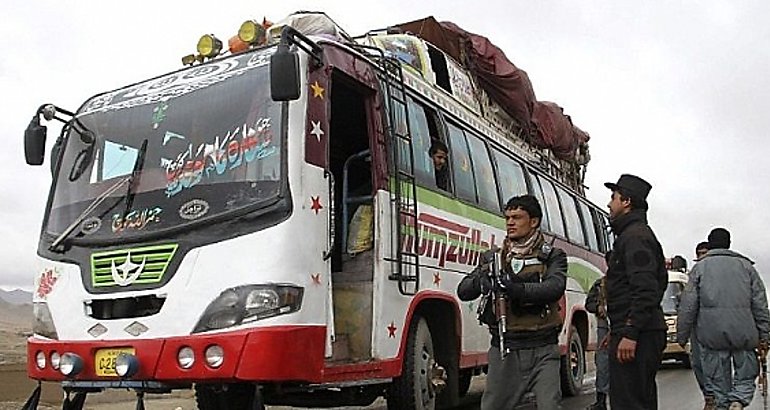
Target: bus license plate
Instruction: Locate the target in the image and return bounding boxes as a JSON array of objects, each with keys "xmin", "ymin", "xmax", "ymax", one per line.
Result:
[{"xmin": 94, "ymin": 347, "xmax": 135, "ymax": 377}]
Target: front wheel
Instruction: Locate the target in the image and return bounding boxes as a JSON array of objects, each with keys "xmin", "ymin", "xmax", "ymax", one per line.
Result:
[
  {"xmin": 560, "ymin": 325, "xmax": 585, "ymax": 397},
  {"xmin": 387, "ymin": 316, "xmax": 444, "ymax": 410},
  {"xmin": 194, "ymin": 383, "xmax": 264, "ymax": 410}
]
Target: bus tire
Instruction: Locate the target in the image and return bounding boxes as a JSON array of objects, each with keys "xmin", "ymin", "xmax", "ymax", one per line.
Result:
[
  {"xmin": 387, "ymin": 316, "xmax": 438, "ymax": 410},
  {"xmin": 560, "ymin": 325, "xmax": 585, "ymax": 397},
  {"xmin": 194, "ymin": 383, "xmax": 264, "ymax": 410}
]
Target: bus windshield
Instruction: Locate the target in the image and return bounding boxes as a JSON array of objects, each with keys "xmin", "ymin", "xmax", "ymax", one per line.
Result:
[{"xmin": 46, "ymin": 48, "xmax": 283, "ymax": 241}]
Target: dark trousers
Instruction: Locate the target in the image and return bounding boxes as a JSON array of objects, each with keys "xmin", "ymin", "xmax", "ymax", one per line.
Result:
[{"xmin": 608, "ymin": 330, "xmax": 665, "ymax": 410}]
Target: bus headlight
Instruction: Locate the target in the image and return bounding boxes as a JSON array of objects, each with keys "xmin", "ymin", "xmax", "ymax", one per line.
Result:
[
  {"xmin": 59, "ymin": 353, "xmax": 84, "ymax": 377},
  {"xmin": 33, "ymin": 302, "xmax": 59, "ymax": 340},
  {"xmin": 115, "ymin": 353, "xmax": 140, "ymax": 378},
  {"xmin": 35, "ymin": 351, "xmax": 46, "ymax": 369},
  {"xmin": 177, "ymin": 346, "xmax": 195, "ymax": 369},
  {"xmin": 50, "ymin": 351, "xmax": 61, "ymax": 370},
  {"xmin": 204, "ymin": 345, "xmax": 225, "ymax": 368},
  {"xmin": 192, "ymin": 285, "xmax": 303, "ymax": 333}
]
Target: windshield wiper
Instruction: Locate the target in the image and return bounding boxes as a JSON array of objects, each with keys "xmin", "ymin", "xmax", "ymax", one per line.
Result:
[
  {"xmin": 48, "ymin": 175, "xmax": 132, "ymax": 252},
  {"xmin": 119, "ymin": 139, "xmax": 149, "ymax": 222},
  {"xmin": 48, "ymin": 139, "xmax": 149, "ymax": 252}
]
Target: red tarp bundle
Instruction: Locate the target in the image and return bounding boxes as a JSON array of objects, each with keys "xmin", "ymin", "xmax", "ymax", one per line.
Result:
[
  {"xmin": 395, "ymin": 17, "xmax": 536, "ymax": 136},
  {"xmin": 394, "ymin": 17, "xmax": 589, "ymax": 162},
  {"xmin": 531, "ymin": 101, "xmax": 591, "ymax": 161}
]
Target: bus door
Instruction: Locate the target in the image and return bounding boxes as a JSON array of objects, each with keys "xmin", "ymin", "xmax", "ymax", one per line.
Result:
[{"xmin": 326, "ymin": 70, "xmax": 378, "ymax": 362}]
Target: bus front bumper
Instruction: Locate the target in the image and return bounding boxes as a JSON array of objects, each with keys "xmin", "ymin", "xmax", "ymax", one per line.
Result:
[{"xmin": 27, "ymin": 325, "xmax": 326, "ymax": 383}]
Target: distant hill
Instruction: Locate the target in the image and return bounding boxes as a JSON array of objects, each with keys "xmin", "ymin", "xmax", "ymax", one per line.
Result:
[{"xmin": 0, "ymin": 288, "xmax": 32, "ymax": 305}]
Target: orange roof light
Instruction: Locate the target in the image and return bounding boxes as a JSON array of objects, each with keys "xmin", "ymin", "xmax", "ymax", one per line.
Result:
[{"xmin": 228, "ymin": 35, "xmax": 249, "ymax": 54}]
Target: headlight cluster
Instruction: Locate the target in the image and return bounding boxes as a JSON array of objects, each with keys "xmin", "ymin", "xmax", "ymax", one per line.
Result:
[{"xmin": 193, "ymin": 284, "xmax": 303, "ymax": 333}]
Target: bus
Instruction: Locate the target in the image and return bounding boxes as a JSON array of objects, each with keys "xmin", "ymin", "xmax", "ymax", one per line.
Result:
[{"xmin": 22, "ymin": 11, "xmax": 611, "ymax": 410}]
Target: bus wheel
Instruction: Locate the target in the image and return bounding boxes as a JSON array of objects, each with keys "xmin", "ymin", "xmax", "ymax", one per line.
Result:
[
  {"xmin": 560, "ymin": 325, "xmax": 585, "ymax": 397},
  {"xmin": 194, "ymin": 383, "xmax": 264, "ymax": 410},
  {"xmin": 387, "ymin": 316, "xmax": 444, "ymax": 410}
]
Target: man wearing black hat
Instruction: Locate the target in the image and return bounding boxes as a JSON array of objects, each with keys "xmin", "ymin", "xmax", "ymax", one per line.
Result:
[
  {"xmin": 677, "ymin": 228, "xmax": 770, "ymax": 410},
  {"xmin": 604, "ymin": 174, "xmax": 668, "ymax": 409}
]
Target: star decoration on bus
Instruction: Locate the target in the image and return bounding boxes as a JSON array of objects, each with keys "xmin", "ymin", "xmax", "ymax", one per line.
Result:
[
  {"xmin": 310, "ymin": 81, "xmax": 325, "ymax": 99},
  {"xmin": 310, "ymin": 196, "xmax": 323, "ymax": 214},
  {"xmin": 310, "ymin": 121, "xmax": 325, "ymax": 142},
  {"xmin": 433, "ymin": 272, "xmax": 441, "ymax": 286},
  {"xmin": 311, "ymin": 273, "xmax": 321, "ymax": 285},
  {"xmin": 387, "ymin": 321, "xmax": 398, "ymax": 338}
]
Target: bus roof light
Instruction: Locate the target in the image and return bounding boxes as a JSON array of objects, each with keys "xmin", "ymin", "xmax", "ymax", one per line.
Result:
[
  {"xmin": 197, "ymin": 34, "xmax": 223, "ymax": 59},
  {"xmin": 238, "ymin": 20, "xmax": 266, "ymax": 45}
]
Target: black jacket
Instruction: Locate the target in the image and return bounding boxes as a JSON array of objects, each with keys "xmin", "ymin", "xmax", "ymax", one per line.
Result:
[
  {"xmin": 457, "ymin": 245, "xmax": 567, "ymax": 349},
  {"xmin": 606, "ymin": 210, "xmax": 667, "ymax": 340}
]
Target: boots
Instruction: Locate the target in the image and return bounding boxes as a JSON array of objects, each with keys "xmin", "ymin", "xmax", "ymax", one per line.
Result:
[
  {"xmin": 586, "ymin": 392, "xmax": 607, "ymax": 410},
  {"xmin": 702, "ymin": 395, "xmax": 716, "ymax": 410}
]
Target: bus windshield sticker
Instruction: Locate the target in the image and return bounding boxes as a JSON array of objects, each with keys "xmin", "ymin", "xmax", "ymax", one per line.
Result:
[
  {"xmin": 164, "ymin": 118, "xmax": 276, "ymax": 198},
  {"xmin": 79, "ymin": 48, "xmax": 275, "ymax": 116},
  {"xmin": 179, "ymin": 199, "xmax": 210, "ymax": 221},
  {"xmin": 111, "ymin": 207, "xmax": 163, "ymax": 233},
  {"xmin": 81, "ymin": 216, "xmax": 102, "ymax": 235}
]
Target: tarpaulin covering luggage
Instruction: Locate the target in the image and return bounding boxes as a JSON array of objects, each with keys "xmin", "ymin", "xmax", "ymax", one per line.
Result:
[
  {"xmin": 395, "ymin": 17, "xmax": 536, "ymax": 136},
  {"xmin": 532, "ymin": 101, "xmax": 580, "ymax": 161}
]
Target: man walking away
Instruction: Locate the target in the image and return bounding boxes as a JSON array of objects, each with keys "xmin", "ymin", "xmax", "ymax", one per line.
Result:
[
  {"xmin": 677, "ymin": 228, "xmax": 770, "ymax": 410},
  {"xmin": 604, "ymin": 174, "xmax": 668, "ymax": 410}
]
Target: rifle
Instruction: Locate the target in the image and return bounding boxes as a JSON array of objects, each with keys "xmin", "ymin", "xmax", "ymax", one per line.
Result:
[
  {"xmin": 490, "ymin": 248, "xmax": 510, "ymax": 359},
  {"xmin": 757, "ymin": 343, "xmax": 767, "ymax": 410}
]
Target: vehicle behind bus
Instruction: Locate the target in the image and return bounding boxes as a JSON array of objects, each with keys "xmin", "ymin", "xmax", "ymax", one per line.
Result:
[{"xmin": 662, "ymin": 265, "xmax": 690, "ymax": 367}]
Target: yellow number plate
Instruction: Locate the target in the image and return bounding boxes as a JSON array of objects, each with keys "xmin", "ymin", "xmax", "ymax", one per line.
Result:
[{"xmin": 94, "ymin": 347, "xmax": 135, "ymax": 377}]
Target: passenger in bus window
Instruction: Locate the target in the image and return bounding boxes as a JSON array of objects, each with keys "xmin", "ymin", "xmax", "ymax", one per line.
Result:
[
  {"xmin": 457, "ymin": 195, "xmax": 567, "ymax": 410},
  {"xmin": 604, "ymin": 174, "xmax": 667, "ymax": 410},
  {"xmin": 677, "ymin": 228, "xmax": 770, "ymax": 410},
  {"xmin": 429, "ymin": 140, "xmax": 449, "ymax": 191}
]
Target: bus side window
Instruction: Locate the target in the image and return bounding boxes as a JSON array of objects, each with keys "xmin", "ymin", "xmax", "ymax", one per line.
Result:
[
  {"xmin": 464, "ymin": 132, "xmax": 499, "ymax": 211},
  {"xmin": 491, "ymin": 149, "xmax": 528, "ymax": 209},
  {"xmin": 446, "ymin": 123, "xmax": 476, "ymax": 203},
  {"xmin": 527, "ymin": 172, "xmax": 551, "ymax": 232},
  {"xmin": 536, "ymin": 176, "xmax": 566, "ymax": 238},
  {"xmin": 407, "ymin": 98, "xmax": 450, "ymax": 192},
  {"xmin": 595, "ymin": 211, "xmax": 613, "ymax": 253},
  {"xmin": 556, "ymin": 186, "xmax": 585, "ymax": 246},
  {"xmin": 577, "ymin": 200, "xmax": 600, "ymax": 252}
]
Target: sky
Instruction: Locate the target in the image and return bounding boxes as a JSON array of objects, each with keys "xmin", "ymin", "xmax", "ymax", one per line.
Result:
[{"xmin": 2, "ymin": 0, "xmax": 769, "ymax": 289}]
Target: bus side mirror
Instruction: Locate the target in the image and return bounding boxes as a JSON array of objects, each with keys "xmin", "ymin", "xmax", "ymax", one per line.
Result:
[
  {"xmin": 25, "ymin": 115, "xmax": 47, "ymax": 166},
  {"xmin": 270, "ymin": 46, "xmax": 301, "ymax": 102}
]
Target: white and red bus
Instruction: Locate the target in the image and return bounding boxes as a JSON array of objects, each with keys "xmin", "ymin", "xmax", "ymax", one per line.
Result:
[{"xmin": 23, "ymin": 12, "xmax": 610, "ymax": 410}]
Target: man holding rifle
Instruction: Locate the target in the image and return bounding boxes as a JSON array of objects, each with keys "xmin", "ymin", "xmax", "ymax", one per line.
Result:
[{"xmin": 457, "ymin": 195, "xmax": 567, "ymax": 410}]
